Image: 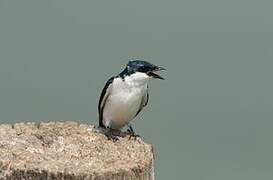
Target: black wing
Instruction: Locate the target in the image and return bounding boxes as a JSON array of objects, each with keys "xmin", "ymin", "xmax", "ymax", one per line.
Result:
[
  {"xmin": 98, "ymin": 76, "xmax": 115, "ymax": 128},
  {"xmin": 135, "ymin": 88, "xmax": 149, "ymax": 117}
]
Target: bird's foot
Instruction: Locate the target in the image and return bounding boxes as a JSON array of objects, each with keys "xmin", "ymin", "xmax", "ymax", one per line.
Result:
[
  {"xmin": 105, "ymin": 128, "xmax": 123, "ymax": 141},
  {"xmin": 105, "ymin": 132, "xmax": 119, "ymax": 141},
  {"xmin": 127, "ymin": 126, "xmax": 141, "ymax": 140},
  {"xmin": 128, "ymin": 133, "xmax": 141, "ymax": 140}
]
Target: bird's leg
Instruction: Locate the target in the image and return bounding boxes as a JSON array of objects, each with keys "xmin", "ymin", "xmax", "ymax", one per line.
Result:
[
  {"xmin": 127, "ymin": 124, "xmax": 140, "ymax": 140},
  {"xmin": 127, "ymin": 125, "xmax": 134, "ymax": 134}
]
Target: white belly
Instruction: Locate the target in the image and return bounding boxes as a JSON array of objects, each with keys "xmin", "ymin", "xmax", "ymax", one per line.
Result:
[{"xmin": 103, "ymin": 78, "xmax": 147, "ymax": 129}]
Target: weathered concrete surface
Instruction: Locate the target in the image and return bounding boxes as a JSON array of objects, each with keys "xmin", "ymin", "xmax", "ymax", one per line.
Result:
[{"xmin": 0, "ymin": 122, "xmax": 154, "ymax": 180}]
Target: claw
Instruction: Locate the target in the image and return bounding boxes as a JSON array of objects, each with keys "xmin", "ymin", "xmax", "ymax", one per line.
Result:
[
  {"xmin": 128, "ymin": 133, "xmax": 141, "ymax": 140},
  {"xmin": 106, "ymin": 132, "xmax": 119, "ymax": 141},
  {"xmin": 104, "ymin": 128, "xmax": 122, "ymax": 141}
]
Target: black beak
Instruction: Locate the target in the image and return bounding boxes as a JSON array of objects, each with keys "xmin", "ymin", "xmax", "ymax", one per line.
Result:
[
  {"xmin": 155, "ymin": 66, "xmax": 166, "ymax": 71},
  {"xmin": 148, "ymin": 66, "xmax": 166, "ymax": 80}
]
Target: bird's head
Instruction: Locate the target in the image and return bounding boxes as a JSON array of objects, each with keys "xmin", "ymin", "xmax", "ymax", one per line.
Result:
[{"xmin": 121, "ymin": 60, "xmax": 165, "ymax": 80}]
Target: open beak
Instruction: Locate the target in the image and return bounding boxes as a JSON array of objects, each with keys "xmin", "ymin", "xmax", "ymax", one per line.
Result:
[{"xmin": 148, "ymin": 66, "xmax": 166, "ymax": 80}]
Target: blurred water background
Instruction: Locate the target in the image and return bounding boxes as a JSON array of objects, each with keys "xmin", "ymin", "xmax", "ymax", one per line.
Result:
[{"xmin": 0, "ymin": 0, "xmax": 273, "ymax": 179}]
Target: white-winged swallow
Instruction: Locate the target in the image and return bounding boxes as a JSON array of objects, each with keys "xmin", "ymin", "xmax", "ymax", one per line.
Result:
[{"xmin": 98, "ymin": 59, "xmax": 165, "ymax": 140}]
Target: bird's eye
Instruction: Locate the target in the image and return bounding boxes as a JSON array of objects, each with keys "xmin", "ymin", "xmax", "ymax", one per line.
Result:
[{"xmin": 138, "ymin": 66, "xmax": 149, "ymax": 73}]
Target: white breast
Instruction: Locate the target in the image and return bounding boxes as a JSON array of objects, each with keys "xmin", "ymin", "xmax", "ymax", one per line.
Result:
[{"xmin": 103, "ymin": 73, "xmax": 149, "ymax": 129}]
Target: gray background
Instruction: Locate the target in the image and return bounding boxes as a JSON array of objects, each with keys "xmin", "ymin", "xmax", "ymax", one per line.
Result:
[{"xmin": 0, "ymin": 0, "xmax": 273, "ymax": 179}]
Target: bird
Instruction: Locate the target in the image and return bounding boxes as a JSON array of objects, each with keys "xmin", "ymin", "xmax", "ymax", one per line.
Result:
[{"xmin": 98, "ymin": 59, "xmax": 165, "ymax": 140}]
